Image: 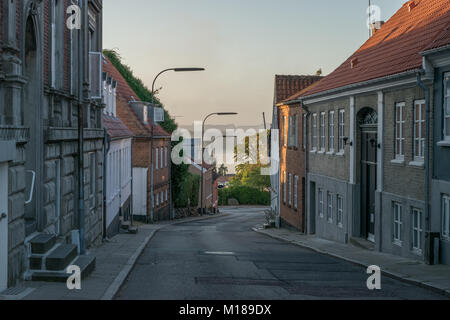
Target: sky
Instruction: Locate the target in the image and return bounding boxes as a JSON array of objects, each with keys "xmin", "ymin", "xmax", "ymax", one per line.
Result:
[{"xmin": 103, "ymin": 0, "xmax": 406, "ymax": 127}]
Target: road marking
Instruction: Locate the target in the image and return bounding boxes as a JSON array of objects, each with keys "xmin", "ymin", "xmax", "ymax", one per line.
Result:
[{"xmin": 204, "ymin": 251, "xmax": 235, "ymax": 256}]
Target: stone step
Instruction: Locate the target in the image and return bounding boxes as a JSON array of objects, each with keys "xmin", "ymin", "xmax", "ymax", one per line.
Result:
[
  {"xmin": 45, "ymin": 244, "xmax": 78, "ymax": 271},
  {"xmin": 31, "ymin": 255, "xmax": 96, "ymax": 283},
  {"xmin": 128, "ymin": 226, "xmax": 138, "ymax": 234},
  {"xmin": 30, "ymin": 234, "xmax": 56, "ymax": 255},
  {"xmin": 120, "ymin": 220, "xmax": 131, "ymax": 230},
  {"xmin": 349, "ymin": 237, "xmax": 375, "ymax": 251}
]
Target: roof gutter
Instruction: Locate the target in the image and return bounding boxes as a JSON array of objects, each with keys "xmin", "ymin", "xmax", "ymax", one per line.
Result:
[
  {"xmin": 279, "ymin": 69, "xmax": 420, "ymax": 107},
  {"xmin": 421, "ymin": 44, "xmax": 450, "ymax": 57}
]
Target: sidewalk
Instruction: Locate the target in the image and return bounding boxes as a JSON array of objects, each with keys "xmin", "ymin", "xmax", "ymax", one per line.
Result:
[
  {"xmin": 253, "ymin": 226, "xmax": 450, "ymax": 298},
  {"xmin": 0, "ymin": 214, "xmax": 227, "ymax": 300}
]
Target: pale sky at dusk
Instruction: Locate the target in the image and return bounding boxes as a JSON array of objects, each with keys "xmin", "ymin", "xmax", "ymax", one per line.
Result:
[{"xmin": 103, "ymin": 0, "xmax": 406, "ymax": 127}]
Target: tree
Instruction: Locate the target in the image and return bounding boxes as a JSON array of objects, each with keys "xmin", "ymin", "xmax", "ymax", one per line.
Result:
[{"xmin": 218, "ymin": 164, "xmax": 228, "ymax": 177}]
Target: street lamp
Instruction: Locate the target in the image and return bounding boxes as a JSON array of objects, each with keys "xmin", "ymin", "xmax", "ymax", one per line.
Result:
[
  {"xmin": 149, "ymin": 67, "xmax": 205, "ymax": 222},
  {"xmin": 200, "ymin": 112, "xmax": 238, "ymax": 215}
]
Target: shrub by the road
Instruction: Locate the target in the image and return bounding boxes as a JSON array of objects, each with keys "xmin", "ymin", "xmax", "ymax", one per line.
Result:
[{"xmin": 219, "ymin": 185, "xmax": 270, "ymax": 206}]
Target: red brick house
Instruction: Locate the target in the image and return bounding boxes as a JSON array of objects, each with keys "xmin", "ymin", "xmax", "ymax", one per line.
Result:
[
  {"xmin": 103, "ymin": 58, "xmax": 171, "ymax": 222},
  {"xmin": 274, "ymin": 75, "xmax": 322, "ymax": 231}
]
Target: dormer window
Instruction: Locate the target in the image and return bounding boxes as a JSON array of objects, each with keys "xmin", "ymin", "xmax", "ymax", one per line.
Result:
[
  {"xmin": 351, "ymin": 58, "xmax": 358, "ymax": 69},
  {"xmin": 408, "ymin": 1, "xmax": 417, "ymax": 12}
]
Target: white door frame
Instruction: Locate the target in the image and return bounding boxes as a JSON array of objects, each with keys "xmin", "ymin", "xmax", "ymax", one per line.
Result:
[{"xmin": 0, "ymin": 162, "xmax": 8, "ymax": 292}]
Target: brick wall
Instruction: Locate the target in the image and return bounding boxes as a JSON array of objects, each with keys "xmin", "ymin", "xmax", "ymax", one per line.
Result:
[{"xmin": 278, "ymin": 103, "xmax": 306, "ymax": 231}]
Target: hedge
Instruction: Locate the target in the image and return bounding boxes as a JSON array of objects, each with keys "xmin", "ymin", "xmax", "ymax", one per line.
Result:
[{"xmin": 219, "ymin": 186, "xmax": 270, "ymax": 206}]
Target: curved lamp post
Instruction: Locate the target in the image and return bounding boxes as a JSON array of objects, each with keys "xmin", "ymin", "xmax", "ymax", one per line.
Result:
[
  {"xmin": 200, "ymin": 112, "xmax": 238, "ymax": 215},
  {"xmin": 149, "ymin": 67, "xmax": 205, "ymax": 222}
]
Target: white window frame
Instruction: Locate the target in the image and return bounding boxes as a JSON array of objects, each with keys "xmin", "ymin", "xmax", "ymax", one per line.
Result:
[
  {"xmin": 165, "ymin": 189, "xmax": 168, "ymax": 202},
  {"xmin": 338, "ymin": 109, "xmax": 345, "ymax": 153},
  {"xmin": 443, "ymin": 194, "xmax": 450, "ymax": 240},
  {"xmin": 312, "ymin": 113, "xmax": 318, "ymax": 151},
  {"xmin": 337, "ymin": 195, "xmax": 344, "ymax": 228},
  {"xmin": 283, "ymin": 171, "xmax": 287, "ymax": 204},
  {"xmin": 161, "ymin": 148, "xmax": 164, "ymax": 169},
  {"xmin": 412, "ymin": 208, "xmax": 423, "ymax": 253},
  {"xmin": 288, "ymin": 174, "xmax": 292, "ymax": 207},
  {"xmin": 161, "ymin": 192, "xmax": 164, "ymax": 204},
  {"xmin": 319, "ymin": 112, "xmax": 326, "ymax": 152},
  {"xmin": 155, "ymin": 148, "xmax": 159, "ymax": 170},
  {"xmin": 283, "ymin": 116, "xmax": 288, "ymax": 147},
  {"xmin": 395, "ymin": 102, "xmax": 406, "ymax": 161},
  {"xmin": 393, "ymin": 202, "xmax": 403, "ymax": 246},
  {"xmin": 165, "ymin": 147, "xmax": 168, "ymax": 167},
  {"xmin": 444, "ymin": 73, "xmax": 450, "ymax": 140},
  {"xmin": 294, "ymin": 176, "xmax": 299, "ymax": 210},
  {"xmin": 327, "ymin": 192, "xmax": 333, "ymax": 223},
  {"xmin": 414, "ymin": 100, "xmax": 425, "ymax": 162},
  {"xmin": 318, "ymin": 189, "xmax": 324, "ymax": 218},
  {"xmin": 329, "ymin": 111, "xmax": 335, "ymax": 153}
]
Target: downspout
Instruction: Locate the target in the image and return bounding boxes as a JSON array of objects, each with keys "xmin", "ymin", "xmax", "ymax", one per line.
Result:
[
  {"xmin": 299, "ymin": 100, "xmax": 310, "ymax": 235},
  {"xmin": 77, "ymin": 0, "xmax": 86, "ymax": 255},
  {"xmin": 416, "ymin": 71, "xmax": 431, "ymax": 264},
  {"xmin": 130, "ymin": 137, "xmax": 135, "ymax": 226},
  {"xmin": 102, "ymin": 130, "xmax": 111, "ymax": 239}
]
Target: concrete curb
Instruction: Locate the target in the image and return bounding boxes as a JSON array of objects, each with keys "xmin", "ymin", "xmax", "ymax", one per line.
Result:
[
  {"xmin": 252, "ymin": 227, "xmax": 450, "ymax": 298},
  {"xmin": 100, "ymin": 213, "xmax": 230, "ymax": 300}
]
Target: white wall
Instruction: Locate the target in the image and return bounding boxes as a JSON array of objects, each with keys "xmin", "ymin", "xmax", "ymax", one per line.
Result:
[
  {"xmin": 106, "ymin": 138, "xmax": 132, "ymax": 229},
  {"xmin": 133, "ymin": 168, "xmax": 148, "ymax": 216}
]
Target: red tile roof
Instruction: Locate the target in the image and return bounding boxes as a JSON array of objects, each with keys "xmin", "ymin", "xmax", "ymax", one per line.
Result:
[
  {"xmin": 293, "ymin": 0, "xmax": 450, "ymax": 99},
  {"xmin": 274, "ymin": 75, "xmax": 322, "ymax": 104},
  {"xmin": 103, "ymin": 57, "xmax": 171, "ymax": 138},
  {"xmin": 103, "ymin": 112, "xmax": 134, "ymax": 140}
]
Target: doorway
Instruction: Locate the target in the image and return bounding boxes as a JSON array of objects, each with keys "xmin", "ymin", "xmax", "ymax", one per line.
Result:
[
  {"xmin": 24, "ymin": 16, "xmax": 40, "ymax": 236},
  {"xmin": 0, "ymin": 163, "xmax": 8, "ymax": 292},
  {"xmin": 359, "ymin": 108, "xmax": 378, "ymax": 243}
]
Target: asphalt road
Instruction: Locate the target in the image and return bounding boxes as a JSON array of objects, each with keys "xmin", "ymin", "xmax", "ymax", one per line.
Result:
[{"xmin": 115, "ymin": 207, "xmax": 447, "ymax": 300}]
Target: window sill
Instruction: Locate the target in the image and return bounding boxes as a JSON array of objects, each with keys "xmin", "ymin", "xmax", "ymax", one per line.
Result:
[
  {"xmin": 317, "ymin": 150, "xmax": 325, "ymax": 155},
  {"xmin": 391, "ymin": 159, "xmax": 405, "ymax": 166},
  {"xmin": 336, "ymin": 151, "xmax": 345, "ymax": 157},
  {"xmin": 326, "ymin": 151, "xmax": 335, "ymax": 156},
  {"xmin": 310, "ymin": 149, "xmax": 317, "ymax": 154},
  {"xmin": 437, "ymin": 140, "xmax": 450, "ymax": 147},
  {"xmin": 408, "ymin": 161, "xmax": 425, "ymax": 168},
  {"xmin": 412, "ymin": 248, "xmax": 423, "ymax": 256},
  {"xmin": 327, "ymin": 219, "xmax": 333, "ymax": 224},
  {"xmin": 338, "ymin": 223, "xmax": 344, "ymax": 229}
]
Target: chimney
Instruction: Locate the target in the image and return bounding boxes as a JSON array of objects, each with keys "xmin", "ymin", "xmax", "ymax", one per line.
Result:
[{"xmin": 370, "ymin": 21, "xmax": 385, "ymax": 36}]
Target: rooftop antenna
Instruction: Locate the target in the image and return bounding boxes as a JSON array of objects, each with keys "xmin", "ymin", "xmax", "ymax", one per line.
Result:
[{"xmin": 368, "ymin": 0, "xmax": 372, "ymax": 38}]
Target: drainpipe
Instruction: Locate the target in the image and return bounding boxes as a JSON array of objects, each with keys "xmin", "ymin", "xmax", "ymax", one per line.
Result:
[
  {"xmin": 299, "ymin": 101, "xmax": 310, "ymax": 235},
  {"xmin": 416, "ymin": 71, "xmax": 432, "ymax": 264},
  {"xmin": 77, "ymin": 0, "xmax": 86, "ymax": 255},
  {"xmin": 102, "ymin": 130, "xmax": 111, "ymax": 238}
]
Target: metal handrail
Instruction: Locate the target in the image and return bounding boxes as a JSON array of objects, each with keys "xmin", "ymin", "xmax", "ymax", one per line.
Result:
[{"xmin": 25, "ymin": 170, "xmax": 36, "ymax": 205}]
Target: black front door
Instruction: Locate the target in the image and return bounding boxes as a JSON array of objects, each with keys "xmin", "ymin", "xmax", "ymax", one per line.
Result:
[{"xmin": 361, "ymin": 129, "xmax": 377, "ymax": 242}]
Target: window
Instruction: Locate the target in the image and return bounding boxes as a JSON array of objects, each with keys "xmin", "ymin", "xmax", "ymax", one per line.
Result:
[
  {"xmin": 283, "ymin": 171, "xmax": 287, "ymax": 204},
  {"xmin": 414, "ymin": 100, "xmax": 425, "ymax": 161},
  {"xmin": 294, "ymin": 176, "xmax": 299, "ymax": 210},
  {"xmin": 165, "ymin": 147, "xmax": 168, "ymax": 167},
  {"xmin": 338, "ymin": 110, "xmax": 345, "ymax": 153},
  {"xmin": 443, "ymin": 195, "xmax": 450, "ymax": 240},
  {"xmin": 393, "ymin": 203, "xmax": 403, "ymax": 245},
  {"xmin": 89, "ymin": 152, "xmax": 96, "ymax": 209},
  {"xmin": 337, "ymin": 195, "xmax": 344, "ymax": 227},
  {"xmin": 303, "ymin": 114, "xmax": 307, "ymax": 150},
  {"xmin": 288, "ymin": 116, "xmax": 293, "ymax": 147},
  {"xmin": 327, "ymin": 192, "xmax": 333, "ymax": 222},
  {"xmin": 444, "ymin": 73, "xmax": 450, "ymax": 140},
  {"xmin": 318, "ymin": 189, "xmax": 324, "ymax": 218},
  {"xmin": 295, "ymin": 115, "xmax": 299, "ymax": 148},
  {"xmin": 161, "ymin": 148, "xmax": 164, "ymax": 169},
  {"xmin": 156, "ymin": 193, "xmax": 159, "ymax": 207},
  {"xmin": 395, "ymin": 103, "xmax": 406, "ymax": 160},
  {"xmin": 161, "ymin": 192, "xmax": 164, "ymax": 204},
  {"xmin": 288, "ymin": 174, "xmax": 292, "ymax": 206},
  {"xmin": 165, "ymin": 189, "xmax": 168, "ymax": 202},
  {"xmin": 312, "ymin": 114, "xmax": 318, "ymax": 151},
  {"xmin": 329, "ymin": 111, "xmax": 335, "ymax": 152},
  {"xmin": 412, "ymin": 208, "xmax": 423, "ymax": 252},
  {"xmin": 320, "ymin": 112, "xmax": 326, "ymax": 152},
  {"xmin": 155, "ymin": 148, "xmax": 159, "ymax": 170}
]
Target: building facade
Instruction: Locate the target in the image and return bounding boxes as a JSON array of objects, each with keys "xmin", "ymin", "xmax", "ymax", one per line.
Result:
[
  {"xmin": 273, "ymin": 75, "xmax": 321, "ymax": 231},
  {"xmin": 102, "ymin": 57, "xmax": 172, "ymax": 223},
  {"xmin": 102, "ymin": 72, "xmax": 133, "ymax": 238},
  {"xmin": 0, "ymin": 0, "xmax": 104, "ymax": 289},
  {"xmin": 281, "ymin": 0, "xmax": 450, "ymax": 264},
  {"xmin": 425, "ymin": 42, "xmax": 450, "ymax": 265}
]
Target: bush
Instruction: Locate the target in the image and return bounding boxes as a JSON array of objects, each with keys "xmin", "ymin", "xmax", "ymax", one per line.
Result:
[
  {"xmin": 219, "ymin": 185, "xmax": 270, "ymax": 206},
  {"xmin": 174, "ymin": 172, "xmax": 200, "ymax": 208}
]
